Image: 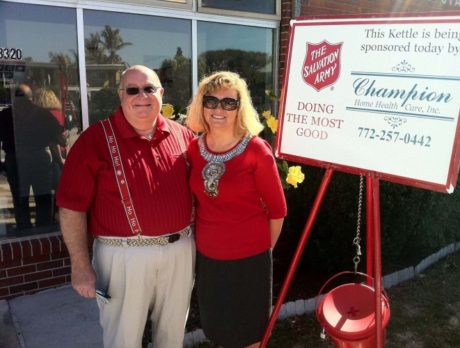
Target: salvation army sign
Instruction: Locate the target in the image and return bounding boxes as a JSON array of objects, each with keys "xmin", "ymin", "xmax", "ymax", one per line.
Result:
[
  {"xmin": 302, "ymin": 41, "xmax": 342, "ymax": 91},
  {"xmin": 276, "ymin": 13, "xmax": 460, "ymax": 193}
]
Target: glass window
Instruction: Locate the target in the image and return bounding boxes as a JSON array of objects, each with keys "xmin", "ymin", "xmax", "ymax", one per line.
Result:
[
  {"xmin": 201, "ymin": 0, "xmax": 277, "ymax": 15},
  {"xmin": 197, "ymin": 22, "xmax": 274, "ymax": 110},
  {"xmin": 84, "ymin": 10, "xmax": 192, "ymax": 124},
  {"xmin": 103, "ymin": 0, "xmax": 191, "ymax": 8},
  {"xmin": 154, "ymin": 0, "xmax": 187, "ymax": 3},
  {"xmin": 0, "ymin": 2, "xmax": 81, "ymax": 238}
]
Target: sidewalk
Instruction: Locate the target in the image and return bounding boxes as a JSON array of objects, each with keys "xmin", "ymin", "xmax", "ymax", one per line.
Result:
[
  {"xmin": 0, "ymin": 286, "xmax": 204, "ymax": 348},
  {"xmin": 2, "ymin": 244, "xmax": 458, "ymax": 348},
  {"xmin": 0, "ymin": 286, "xmax": 102, "ymax": 348}
]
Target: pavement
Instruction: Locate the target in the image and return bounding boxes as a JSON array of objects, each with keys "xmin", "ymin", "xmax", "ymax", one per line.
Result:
[
  {"xmin": 0, "ymin": 285, "xmax": 207, "ymax": 348},
  {"xmin": 0, "ymin": 285, "xmax": 102, "ymax": 348},
  {"xmin": 2, "ymin": 245, "xmax": 458, "ymax": 348}
]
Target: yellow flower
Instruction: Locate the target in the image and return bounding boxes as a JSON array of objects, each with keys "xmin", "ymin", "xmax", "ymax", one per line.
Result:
[
  {"xmin": 262, "ymin": 110, "xmax": 273, "ymax": 120},
  {"xmin": 162, "ymin": 103, "xmax": 174, "ymax": 118},
  {"xmin": 266, "ymin": 116, "xmax": 278, "ymax": 134},
  {"xmin": 286, "ymin": 166, "xmax": 305, "ymax": 188}
]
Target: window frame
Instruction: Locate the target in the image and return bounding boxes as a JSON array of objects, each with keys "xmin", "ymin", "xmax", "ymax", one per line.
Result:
[
  {"xmin": 15, "ymin": 0, "xmax": 194, "ymax": 10},
  {"xmin": 2, "ymin": 0, "xmax": 280, "ymax": 140},
  {"xmin": 1, "ymin": 0, "xmax": 280, "ymax": 239},
  {"xmin": 197, "ymin": 0, "xmax": 281, "ymax": 20},
  {"xmin": 72, "ymin": 1, "xmax": 279, "ymax": 129}
]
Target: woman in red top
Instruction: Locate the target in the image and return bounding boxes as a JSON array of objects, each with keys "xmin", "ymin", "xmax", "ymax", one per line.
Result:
[
  {"xmin": 187, "ymin": 71, "xmax": 287, "ymax": 348},
  {"xmin": 34, "ymin": 88, "xmax": 68, "ymax": 223},
  {"xmin": 33, "ymin": 88, "xmax": 68, "ymax": 183}
]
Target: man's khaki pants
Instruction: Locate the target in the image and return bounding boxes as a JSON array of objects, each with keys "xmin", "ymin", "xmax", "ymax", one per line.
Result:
[{"xmin": 93, "ymin": 235, "xmax": 195, "ymax": 348}]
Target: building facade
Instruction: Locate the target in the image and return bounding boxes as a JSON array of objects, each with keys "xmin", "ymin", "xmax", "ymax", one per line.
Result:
[{"xmin": 1, "ymin": 0, "xmax": 458, "ymax": 300}]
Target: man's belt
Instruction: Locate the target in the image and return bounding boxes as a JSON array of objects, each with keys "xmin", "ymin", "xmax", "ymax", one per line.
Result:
[{"xmin": 97, "ymin": 225, "xmax": 192, "ymax": 247}]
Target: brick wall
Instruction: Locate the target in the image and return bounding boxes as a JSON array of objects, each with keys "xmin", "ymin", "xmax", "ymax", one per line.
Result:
[
  {"xmin": 0, "ymin": 233, "xmax": 70, "ymax": 300},
  {"xmin": 299, "ymin": 0, "xmax": 458, "ymax": 16},
  {"xmin": 280, "ymin": 0, "xmax": 293, "ymax": 87}
]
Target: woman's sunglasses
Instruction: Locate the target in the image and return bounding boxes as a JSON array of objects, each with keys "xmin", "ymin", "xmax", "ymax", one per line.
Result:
[
  {"xmin": 203, "ymin": 96, "xmax": 240, "ymax": 111},
  {"xmin": 120, "ymin": 86, "xmax": 160, "ymax": 95}
]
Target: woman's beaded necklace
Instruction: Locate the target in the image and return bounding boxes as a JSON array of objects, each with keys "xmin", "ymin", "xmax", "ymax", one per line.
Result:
[{"xmin": 198, "ymin": 134, "xmax": 251, "ymax": 197}]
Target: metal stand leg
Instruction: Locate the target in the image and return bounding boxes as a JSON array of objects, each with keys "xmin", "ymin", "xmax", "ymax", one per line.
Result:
[
  {"xmin": 371, "ymin": 175, "xmax": 384, "ymax": 348},
  {"xmin": 259, "ymin": 168, "xmax": 334, "ymax": 347}
]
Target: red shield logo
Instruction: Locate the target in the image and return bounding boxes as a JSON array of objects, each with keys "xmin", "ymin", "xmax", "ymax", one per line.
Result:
[{"xmin": 302, "ymin": 41, "xmax": 342, "ymax": 91}]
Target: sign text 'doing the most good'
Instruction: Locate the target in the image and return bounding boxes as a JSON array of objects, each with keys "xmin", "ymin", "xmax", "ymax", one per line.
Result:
[{"xmin": 276, "ymin": 14, "xmax": 460, "ymax": 193}]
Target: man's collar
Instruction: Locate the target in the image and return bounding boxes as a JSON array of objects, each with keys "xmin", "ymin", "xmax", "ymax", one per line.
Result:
[{"xmin": 155, "ymin": 113, "xmax": 169, "ymax": 135}]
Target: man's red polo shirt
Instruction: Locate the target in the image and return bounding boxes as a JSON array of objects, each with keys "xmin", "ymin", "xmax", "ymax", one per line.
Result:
[{"xmin": 56, "ymin": 107, "xmax": 194, "ymax": 237}]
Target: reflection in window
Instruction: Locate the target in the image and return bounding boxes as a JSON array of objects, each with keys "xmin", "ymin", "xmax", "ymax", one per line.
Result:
[
  {"xmin": 0, "ymin": 2, "xmax": 81, "ymax": 238},
  {"xmin": 84, "ymin": 11, "xmax": 192, "ymax": 124},
  {"xmin": 198, "ymin": 22, "xmax": 274, "ymax": 110},
  {"xmin": 201, "ymin": 0, "xmax": 276, "ymax": 15}
]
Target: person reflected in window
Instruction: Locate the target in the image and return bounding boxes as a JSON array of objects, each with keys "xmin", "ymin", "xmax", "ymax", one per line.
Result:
[
  {"xmin": 0, "ymin": 84, "xmax": 65, "ymax": 230},
  {"xmin": 186, "ymin": 71, "xmax": 287, "ymax": 348},
  {"xmin": 34, "ymin": 88, "xmax": 69, "ymax": 221}
]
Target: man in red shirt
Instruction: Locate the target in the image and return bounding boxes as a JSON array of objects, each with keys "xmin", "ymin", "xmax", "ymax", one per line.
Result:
[{"xmin": 57, "ymin": 65, "xmax": 195, "ymax": 348}]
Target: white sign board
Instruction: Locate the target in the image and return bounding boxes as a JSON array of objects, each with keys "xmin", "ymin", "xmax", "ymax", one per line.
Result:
[{"xmin": 276, "ymin": 14, "xmax": 460, "ymax": 193}]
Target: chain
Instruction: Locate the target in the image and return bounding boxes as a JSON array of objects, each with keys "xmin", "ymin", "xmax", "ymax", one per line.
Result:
[{"xmin": 353, "ymin": 175, "xmax": 364, "ymax": 273}]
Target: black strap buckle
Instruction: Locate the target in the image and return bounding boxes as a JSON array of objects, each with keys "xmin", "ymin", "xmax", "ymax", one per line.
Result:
[{"xmin": 167, "ymin": 233, "xmax": 180, "ymax": 243}]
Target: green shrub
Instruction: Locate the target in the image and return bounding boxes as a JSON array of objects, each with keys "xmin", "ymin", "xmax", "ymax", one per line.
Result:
[{"xmin": 282, "ymin": 166, "xmax": 460, "ymax": 275}]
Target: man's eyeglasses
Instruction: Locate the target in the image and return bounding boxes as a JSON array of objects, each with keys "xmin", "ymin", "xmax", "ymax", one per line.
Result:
[
  {"xmin": 120, "ymin": 86, "xmax": 160, "ymax": 95},
  {"xmin": 203, "ymin": 96, "xmax": 240, "ymax": 111}
]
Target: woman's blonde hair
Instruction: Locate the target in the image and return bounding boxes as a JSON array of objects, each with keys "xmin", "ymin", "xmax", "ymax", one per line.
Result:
[
  {"xmin": 186, "ymin": 71, "xmax": 264, "ymax": 137},
  {"xmin": 33, "ymin": 88, "xmax": 62, "ymax": 110}
]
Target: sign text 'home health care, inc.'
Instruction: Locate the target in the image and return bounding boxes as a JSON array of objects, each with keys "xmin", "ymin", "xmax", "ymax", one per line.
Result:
[{"xmin": 276, "ymin": 14, "xmax": 460, "ymax": 193}]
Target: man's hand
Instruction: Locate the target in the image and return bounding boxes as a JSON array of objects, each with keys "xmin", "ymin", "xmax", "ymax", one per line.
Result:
[
  {"xmin": 60, "ymin": 208, "xmax": 96, "ymax": 298},
  {"xmin": 71, "ymin": 264, "xmax": 97, "ymax": 298}
]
